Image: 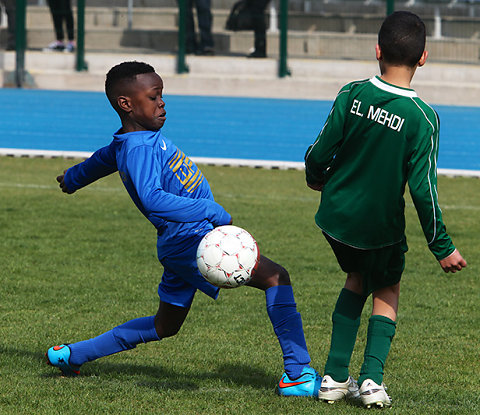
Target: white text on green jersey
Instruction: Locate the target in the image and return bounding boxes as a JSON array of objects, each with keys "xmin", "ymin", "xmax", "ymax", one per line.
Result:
[{"xmin": 350, "ymin": 99, "xmax": 405, "ymax": 132}]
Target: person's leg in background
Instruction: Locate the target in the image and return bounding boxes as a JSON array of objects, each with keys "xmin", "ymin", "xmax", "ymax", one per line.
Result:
[
  {"xmin": 46, "ymin": 0, "xmax": 66, "ymax": 50},
  {"xmin": 63, "ymin": 0, "xmax": 75, "ymax": 52},
  {"xmin": 194, "ymin": 0, "xmax": 214, "ymax": 55},
  {"xmin": 246, "ymin": 0, "xmax": 270, "ymax": 58},
  {"xmin": 184, "ymin": 0, "xmax": 198, "ymax": 54},
  {"xmin": 3, "ymin": 0, "xmax": 15, "ymax": 50}
]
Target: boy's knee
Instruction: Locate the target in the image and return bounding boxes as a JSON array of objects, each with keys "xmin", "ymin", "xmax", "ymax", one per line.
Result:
[
  {"xmin": 251, "ymin": 264, "xmax": 291, "ymax": 289},
  {"xmin": 276, "ymin": 265, "xmax": 291, "ymax": 285},
  {"xmin": 248, "ymin": 256, "xmax": 291, "ymax": 289},
  {"xmin": 376, "ymin": 282, "xmax": 400, "ymax": 296},
  {"xmin": 386, "ymin": 282, "xmax": 400, "ymax": 296},
  {"xmin": 264, "ymin": 263, "xmax": 291, "ymax": 286},
  {"xmin": 345, "ymin": 272, "xmax": 363, "ymax": 294},
  {"xmin": 154, "ymin": 317, "xmax": 181, "ymax": 338}
]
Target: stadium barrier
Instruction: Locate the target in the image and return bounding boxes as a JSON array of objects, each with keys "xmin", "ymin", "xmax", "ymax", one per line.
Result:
[
  {"xmin": 14, "ymin": 0, "xmax": 295, "ymax": 85},
  {"xmin": 10, "ymin": 1, "xmax": 480, "ymax": 86},
  {"xmin": 0, "ymin": 148, "xmax": 478, "ymax": 177}
]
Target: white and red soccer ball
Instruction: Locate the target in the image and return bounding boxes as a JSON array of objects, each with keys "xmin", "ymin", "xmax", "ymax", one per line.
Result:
[{"xmin": 196, "ymin": 225, "xmax": 260, "ymax": 288}]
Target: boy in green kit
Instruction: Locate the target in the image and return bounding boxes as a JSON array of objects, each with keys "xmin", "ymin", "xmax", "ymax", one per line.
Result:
[{"xmin": 304, "ymin": 11, "xmax": 467, "ymax": 408}]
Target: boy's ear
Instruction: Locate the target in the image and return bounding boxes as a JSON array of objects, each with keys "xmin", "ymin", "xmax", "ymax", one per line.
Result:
[
  {"xmin": 418, "ymin": 50, "xmax": 428, "ymax": 67},
  {"xmin": 375, "ymin": 44, "xmax": 382, "ymax": 61},
  {"xmin": 117, "ymin": 96, "xmax": 132, "ymax": 113}
]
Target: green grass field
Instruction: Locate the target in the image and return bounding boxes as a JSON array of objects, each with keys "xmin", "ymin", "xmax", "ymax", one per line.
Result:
[{"xmin": 0, "ymin": 155, "xmax": 479, "ymax": 414}]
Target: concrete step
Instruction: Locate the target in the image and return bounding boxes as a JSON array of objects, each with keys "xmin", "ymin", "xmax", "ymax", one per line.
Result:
[
  {"xmin": 1, "ymin": 50, "xmax": 479, "ymax": 108},
  {"xmin": 26, "ymin": 6, "xmax": 180, "ymax": 30},
  {"xmin": 23, "ymin": 5, "xmax": 480, "ymax": 38},
  {"xmin": 25, "ymin": 0, "xmax": 480, "ymax": 16},
  {"xmin": 20, "ymin": 25, "xmax": 480, "ymax": 64},
  {"xmin": 26, "ymin": 0, "xmax": 380, "ymax": 13},
  {"xmin": 6, "ymin": 5, "xmax": 480, "ymax": 63}
]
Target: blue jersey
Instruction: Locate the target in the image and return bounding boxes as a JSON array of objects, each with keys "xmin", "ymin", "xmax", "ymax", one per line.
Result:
[{"xmin": 64, "ymin": 129, "xmax": 232, "ymax": 259}]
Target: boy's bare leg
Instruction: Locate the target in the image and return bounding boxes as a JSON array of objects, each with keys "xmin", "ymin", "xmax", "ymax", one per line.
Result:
[
  {"xmin": 344, "ymin": 272, "xmax": 363, "ymax": 294},
  {"xmin": 372, "ymin": 283, "xmax": 400, "ymax": 321},
  {"xmin": 154, "ymin": 301, "xmax": 190, "ymax": 338},
  {"xmin": 247, "ymin": 255, "xmax": 290, "ymax": 289}
]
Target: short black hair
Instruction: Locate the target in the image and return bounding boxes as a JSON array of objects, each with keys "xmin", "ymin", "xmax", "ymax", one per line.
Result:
[
  {"xmin": 378, "ymin": 11, "xmax": 426, "ymax": 67},
  {"xmin": 105, "ymin": 61, "xmax": 155, "ymax": 109}
]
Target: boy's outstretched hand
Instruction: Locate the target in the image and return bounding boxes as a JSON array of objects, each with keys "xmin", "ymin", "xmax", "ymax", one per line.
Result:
[
  {"xmin": 438, "ymin": 249, "xmax": 467, "ymax": 273},
  {"xmin": 56, "ymin": 170, "xmax": 74, "ymax": 194}
]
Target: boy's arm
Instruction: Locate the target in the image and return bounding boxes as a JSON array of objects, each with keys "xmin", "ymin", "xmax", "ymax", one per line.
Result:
[
  {"xmin": 127, "ymin": 146, "xmax": 231, "ymax": 227},
  {"xmin": 407, "ymin": 123, "xmax": 466, "ymax": 272},
  {"xmin": 59, "ymin": 144, "xmax": 118, "ymax": 194},
  {"xmin": 304, "ymin": 89, "xmax": 348, "ymax": 190}
]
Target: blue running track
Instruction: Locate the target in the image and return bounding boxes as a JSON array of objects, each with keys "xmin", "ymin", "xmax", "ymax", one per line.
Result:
[{"xmin": 0, "ymin": 89, "xmax": 479, "ymax": 171}]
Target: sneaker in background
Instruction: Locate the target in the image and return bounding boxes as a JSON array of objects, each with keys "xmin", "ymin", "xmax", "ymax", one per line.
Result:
[
  {"xmin": 65, "ymin": 41, "xmax": 75, "ymax": 53},
  {"xmin": 196, "ymin": 46, "xmax": 215, "ymax": 56},
  {"xmin": 44, "ymin": 40, "xmax": 65, "ymax": 52},
  {"xmin": 247, "ymin": 50, "xmax": 267, "ymax": 58}
]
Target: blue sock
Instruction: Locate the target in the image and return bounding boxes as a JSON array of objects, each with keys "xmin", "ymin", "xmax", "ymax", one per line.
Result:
[
  {"xmin": 69, "ymin": 316, "xmax": 160, "ymax": 366},
  {"xmin": 266, "ymin": 285, "xmax": 311, "ymax": 379}
]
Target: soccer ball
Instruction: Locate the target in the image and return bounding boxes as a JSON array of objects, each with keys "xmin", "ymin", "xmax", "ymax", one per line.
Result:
[{"xmin": 196, "ymin": 225, "xmax": 260, "ymax": 288}]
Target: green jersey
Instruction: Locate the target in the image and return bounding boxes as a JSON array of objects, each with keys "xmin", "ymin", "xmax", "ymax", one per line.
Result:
[{"xmin": 305, "ymin": 76, "xmax": 455, "ymax": 260}]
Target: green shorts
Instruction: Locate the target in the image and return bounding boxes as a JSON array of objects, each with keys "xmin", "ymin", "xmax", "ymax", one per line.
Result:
[{"xmin": 323, "ymin": 232, "xmax": 408, "ymax": 296}]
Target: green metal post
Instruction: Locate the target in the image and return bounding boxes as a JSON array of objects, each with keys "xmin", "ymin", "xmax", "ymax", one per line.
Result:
[
  {"xmin": 278, "ymin": 0, "xmax": 290, "ymax": 78},
  {"xmin": 177, "ymin": 0, "xmax": 189, "ymax": 74},
  {"xmin": 386, "ymin": 0, "xmax": 395, "ymax": 15},
  {"xmin": 15, "ymin": 0, "xmax": 27, "ymax": 87},
  {"xmin": 76, "ymin": 0, "xmax": 88, "ymax": 71}
]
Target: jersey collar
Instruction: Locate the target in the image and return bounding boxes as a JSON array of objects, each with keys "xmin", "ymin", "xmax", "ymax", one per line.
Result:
[{"xmin": 370, "ymin": 76, "xmax": 417, "ymax": 98}]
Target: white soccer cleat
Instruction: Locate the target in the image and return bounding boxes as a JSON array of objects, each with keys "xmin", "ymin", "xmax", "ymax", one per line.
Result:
[
  {"xmin": 359, "ymin": 379, "xmax": 392, "ymax": 409},
  {"xmin": 318, "ymin": 374, "xmax": 360, "ymax": 404}
]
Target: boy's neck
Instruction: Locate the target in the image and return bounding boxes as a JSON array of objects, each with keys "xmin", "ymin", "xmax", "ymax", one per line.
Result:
[{"xmin": 379, "ymin": 64, "xmax": 417, "ymax": 89}]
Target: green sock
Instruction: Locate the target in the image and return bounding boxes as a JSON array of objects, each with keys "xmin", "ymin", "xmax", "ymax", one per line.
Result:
[
  {"xmin": 324, "ymin": 288, "xmax": 367, "ymax": 382},
  {"xmin": 358, "ymin": 315, "xmax": 396, "ymax": 386}
]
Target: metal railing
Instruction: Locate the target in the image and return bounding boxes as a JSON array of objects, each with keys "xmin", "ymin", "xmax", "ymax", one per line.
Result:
[
  {"xmin": 13, "ymin": 0, "xmax": 403, "ymax": 87},
  {"xmin": 20, "ymin": 0, "xmax": 480, "ymax": 87},
  {"xmin": 15, "ymin": 0, "xmax": 26, "ymax": 87},
  {"xmin": 14, "ymin": 0, "xmax": 295, "ymax": 86},
  {"xmin": 76, "ymin": 0, "xmax": 87, "ymax": 71}
]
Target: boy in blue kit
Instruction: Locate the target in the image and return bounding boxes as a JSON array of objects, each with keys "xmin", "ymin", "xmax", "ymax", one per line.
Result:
[
  {"xmin": 305, "ymin": 12, "xmax": 466, "ymax": 408},
  {"xmin": 46, "ymin": 61, "xmax": 320, "ymax": 397}
]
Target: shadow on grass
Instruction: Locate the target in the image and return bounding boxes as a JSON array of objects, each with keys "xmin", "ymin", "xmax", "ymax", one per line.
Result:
[
  {"xmin": 0, "ymin": 345, "xmax": 276, "ymax": 392},
  {"xmin": 97, "ymin": 361, "xmax": 276, "ymax": 392}
]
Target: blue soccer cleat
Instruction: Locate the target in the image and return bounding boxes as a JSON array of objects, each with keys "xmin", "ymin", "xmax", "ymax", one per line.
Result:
[
  {"xmin": 45, "ymin": 344, "xmax": 80, "ymax": 376},
  {"xmin": 276, "ymin": 366, "xmax": 322, "ymax": 397}
]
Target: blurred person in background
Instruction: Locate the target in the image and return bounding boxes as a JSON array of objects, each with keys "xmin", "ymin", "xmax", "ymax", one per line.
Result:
[
  {"xmin": 44, "ymin": 0, "xmax": 75, "ymax": 52},
  {"xmin": 185, "ymin": 0, "xmax": 215, "ymax": 55},
  {"xmin": 1, "ymin": 0, "xmax": 15, "ymax": 50},
  {"xmin": 246, "ymin": 0, "xmax": 270, "ymax": 58}
]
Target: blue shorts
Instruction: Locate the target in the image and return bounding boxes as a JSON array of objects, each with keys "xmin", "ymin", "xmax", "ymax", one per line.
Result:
[{"xmin": 158, "ymin": 236, "xmax": 220, "ymax": 308}]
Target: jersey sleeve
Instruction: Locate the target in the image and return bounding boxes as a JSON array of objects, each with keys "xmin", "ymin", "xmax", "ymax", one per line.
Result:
[
  {"xmin": 407, "ymin": 114, "xmax": 455, "ymax": 260},
  {"xmin": 304, "ymin": 87, "xmax": 349, "ymax": 185},
  {"xmin": 64, "ymin": 142, "xmax": 118, "ymax": 192},
  {"xmin": 126, "ymin": 145, "xmax": 231, "ymax": 226}
]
